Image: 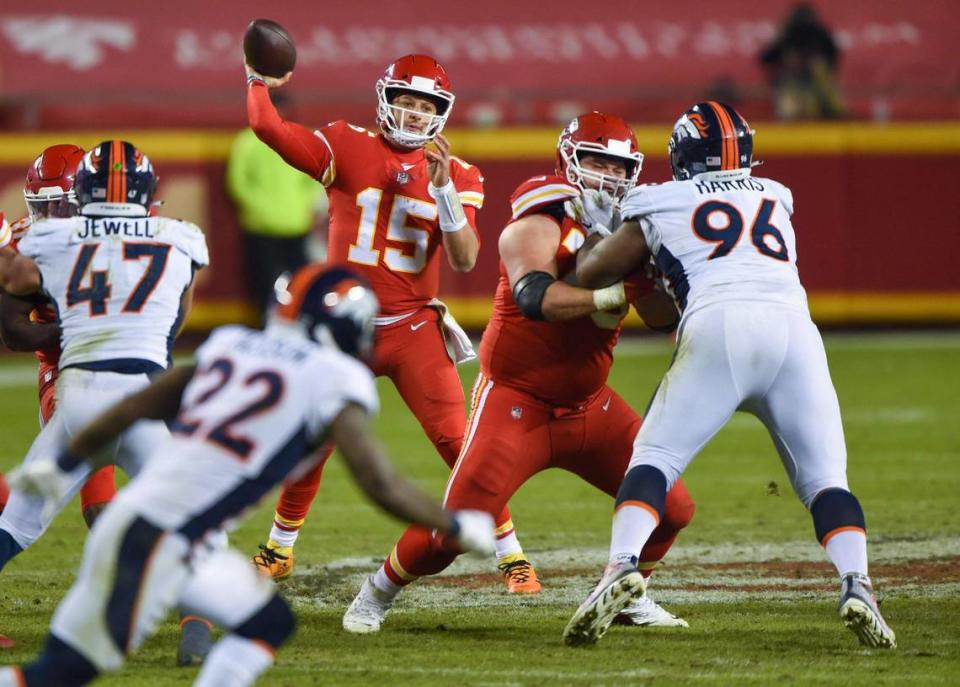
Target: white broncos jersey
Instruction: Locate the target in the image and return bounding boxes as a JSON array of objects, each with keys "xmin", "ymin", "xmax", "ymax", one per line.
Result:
[
  {"xmin": 169, "ymin": 325, "xmax": 378, "ymax": 481},
  {"xmin": 620, "ymin": 169, "xmax": 808, "ymax": 319},
  {"xmin": 18, "ymin": 215, "xmax": 209, "ymax": 371}
]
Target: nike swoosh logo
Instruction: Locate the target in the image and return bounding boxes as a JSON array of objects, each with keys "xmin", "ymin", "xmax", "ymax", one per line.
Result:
[
  {"xmin": 401, "ymin": 163, "xmax": 417, "ymax": 170},
  {"xmin": 602, "ymin": 396, "xmax": 612, "ymax": 411},
  {"xmin": 410, "ymin": 321, "xmax": 429, "ymax": 331}
]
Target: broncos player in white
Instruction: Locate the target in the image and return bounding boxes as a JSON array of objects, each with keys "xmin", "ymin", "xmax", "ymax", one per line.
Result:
[
  {"xmin": 1, "ymin": 265, "xmax": 494, "ymax": 687},
  {"xmin": 562, "ymin": 102, "xmax": 896, "ymax": 650},
  {"xmin": 0, "ymin": 140, "xmax": 208, "ymax": 568}
]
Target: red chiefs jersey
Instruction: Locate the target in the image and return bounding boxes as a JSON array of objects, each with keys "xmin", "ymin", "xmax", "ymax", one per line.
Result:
[
  {"xmin": 479, "ymin": 175, "xmax": 624, "ymax": 407},
  {"xmin": 248, "ymin": 83, "xmax": 484, "ymax": 316},
  {"xmin": 8, "ymin": 216, "xmax": 60, "ymax": 370}
]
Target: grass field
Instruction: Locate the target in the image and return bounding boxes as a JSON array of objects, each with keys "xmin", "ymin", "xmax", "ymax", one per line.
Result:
[{"xmin": 1, "ymin": 331, "xmax": 959, "ymax": 685}]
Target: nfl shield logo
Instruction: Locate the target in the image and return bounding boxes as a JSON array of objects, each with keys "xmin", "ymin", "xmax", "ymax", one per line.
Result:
[
  {"xmin": 395, "ymin": 170, "xmax": 410, "ymax": 185},
  {"xmin": 511, "ymin": 406, "xmax": 522, "ymax": 420}
]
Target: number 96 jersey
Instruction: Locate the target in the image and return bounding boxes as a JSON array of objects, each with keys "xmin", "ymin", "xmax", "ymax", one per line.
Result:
[
  {"xmin": 621, "ymin": 169, "xmax": 808, "ymax": 321},
  {"xmin": 17, "ymin": 216, "xmax": 209, "ymax": 372}
]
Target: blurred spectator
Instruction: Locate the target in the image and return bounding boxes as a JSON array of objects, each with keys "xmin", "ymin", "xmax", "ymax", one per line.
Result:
[
  {"xmin": 226, "ymin": 92, "xmax": 327, "ymax": 321},
  {"xmin": 760, "ymin": 3, "xmax": 846, "ymax": 120}
]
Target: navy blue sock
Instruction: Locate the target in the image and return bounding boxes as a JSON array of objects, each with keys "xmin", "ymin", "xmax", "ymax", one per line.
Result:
[
  {"xmin": 0, "ymin": 529, "xmax": 24, "ymax": 571},
  {"xmin": 21, "ymin": 634, "xmax": 99, "ymax": 686}
]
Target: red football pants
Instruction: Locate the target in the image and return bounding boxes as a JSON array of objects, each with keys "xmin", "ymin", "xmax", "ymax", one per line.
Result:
[
  {"xmin": 39, "ymin": 365, "xmax": 116, "ymax": 514},
  {"xmin": 384, "ymin": 375, "xmax": 695, "ymax": 583},
  {"xmin": 273, "ymin": 307, "xmax": 514, "ymax": 534}
]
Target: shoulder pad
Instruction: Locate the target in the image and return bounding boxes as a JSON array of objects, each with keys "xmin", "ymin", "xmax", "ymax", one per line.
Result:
[{"xmin": 509, "ymin": 175, "xmax": 579, "ymax": 221}]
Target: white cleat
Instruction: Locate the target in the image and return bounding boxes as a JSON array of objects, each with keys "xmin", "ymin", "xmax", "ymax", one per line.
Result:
[
  {"xmin": 563, "ymin": 560, "xmax": 645, "ymax": 647},
  {"xmin": 615, "ymin": 594, "xmax": 689, "ymax": 627},
  {"xmin": 342, "ymin": 576, "xmax": 394, "ymax": 634},
  {"xmin": 838, "ymin": 573, "xmax": 896, "ymax": 649}
]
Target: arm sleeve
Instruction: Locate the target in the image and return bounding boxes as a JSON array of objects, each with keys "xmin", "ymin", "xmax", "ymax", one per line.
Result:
[
  {"xmin": 310, "ymin": 356, "xmax": 380, "ymax": 437},
  {"xmin": 247, "ymin": 82, "xmax": 334, "ymax": 184}
]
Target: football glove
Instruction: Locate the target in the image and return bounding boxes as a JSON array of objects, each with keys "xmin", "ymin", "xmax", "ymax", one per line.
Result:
[
  {"xmin": 448, "ymin": 509, "xmax": 496, "ymax": 558},
  {"xmin": 564, "ymin": 189, "xmax": 618, "ymax": 238},
  {"xmin": 7, "ymin": 458, "xmax": 74, "ymax": 521}
]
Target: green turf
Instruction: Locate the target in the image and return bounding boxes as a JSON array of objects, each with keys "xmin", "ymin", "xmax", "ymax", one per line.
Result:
[{"xmin": 1, "ymin": 331, "xmax": 958, "ymax": 685}]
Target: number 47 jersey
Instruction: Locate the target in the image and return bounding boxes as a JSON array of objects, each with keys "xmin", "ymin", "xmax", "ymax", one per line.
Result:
[
  {"xmin": 17, "ymin": 215, "xmax": 209, "ymax": 372},
  {"xmin": 620, "ymin": 169, "xmax": 808, "ymax": 321}
]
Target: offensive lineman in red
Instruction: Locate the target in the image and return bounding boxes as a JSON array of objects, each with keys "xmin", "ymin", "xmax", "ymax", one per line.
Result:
[
  {"xmin": 0, "ymin": 145, "xmax": 117, "ymax": 528},
  {"xmin": 245, "ymin": 55, "xmax": 539, "ymax": 590},
  {"xmin": 342, "ymin": 113, "xmax": 696, "ymax": 633}
]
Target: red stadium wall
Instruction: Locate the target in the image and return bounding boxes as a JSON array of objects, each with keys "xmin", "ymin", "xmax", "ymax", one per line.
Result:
[
  {"xmin": 1, "ymin": 122, "xmax": 958, "ymax": 329},
  {"xmin": 1, "ymin": 0, "xmax": 957, "ymax": 127}
]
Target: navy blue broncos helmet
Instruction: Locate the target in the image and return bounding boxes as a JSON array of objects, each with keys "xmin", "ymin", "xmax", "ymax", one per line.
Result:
[
  {"xmin": 274, "ymin": 264, "xmax": 379, "ymax": 359},
  {"xmin": 668, "ymin": 102, "xmax": 755, "ymax": 181},
  {"xmin": 74, "ymin": 140, "xmax": 157, "ymax": 217}
]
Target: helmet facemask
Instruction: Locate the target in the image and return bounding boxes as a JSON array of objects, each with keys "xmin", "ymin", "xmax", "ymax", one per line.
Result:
[
  {"xmin": 24, "ymin": 188, "xmax": 78, "ymax": 220},
  {"xmin": 376, "ymin": 80, "xmax": 454, "ymax": 149},
  {"xmin": 559, "ymin": 138, "xmax": 643, "ymax": 200}
]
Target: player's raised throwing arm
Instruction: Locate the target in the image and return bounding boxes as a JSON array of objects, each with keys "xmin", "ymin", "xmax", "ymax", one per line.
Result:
[
  {"xmin": 500, "ymin": 215, "xmax": 627, "ymax": 322},
  {"xmin": 246, "ymin": 76, "xmax": 332, "ymax": 182}
]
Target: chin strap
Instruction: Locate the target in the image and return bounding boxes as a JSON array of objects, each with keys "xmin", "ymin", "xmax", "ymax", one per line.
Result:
[{"xmin": 429, "ymin": 180, "xmax": 468, "ymax": 233}]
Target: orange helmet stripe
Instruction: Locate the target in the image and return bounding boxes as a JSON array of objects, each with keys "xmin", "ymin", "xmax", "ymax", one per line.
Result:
[
  {"xmin": 276, "ymin": 262, "xmax": 328, "ymax": 321},
  {"xmin": 107, "ymin": 140, "xmax": 126, "ymax": 203},
  {"xmin": 707, "ymin": 101, "xmax": 738, "ymax": 170}
]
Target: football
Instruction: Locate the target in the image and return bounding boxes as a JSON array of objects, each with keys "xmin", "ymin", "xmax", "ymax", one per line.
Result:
[{"xmin": 243, "ymin": 19, "xmax": 296, "ymax": 78}]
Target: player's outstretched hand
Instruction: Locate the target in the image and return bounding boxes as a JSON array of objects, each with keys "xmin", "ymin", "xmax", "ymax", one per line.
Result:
[
  {"xmin": 7, "ymin": 459, "xmax": 72, "ymax": 520},
  {"xmin": 244, "ymin": 63, "xmax": 293, "ymax": 89},
  {"xmin": 448, "ymin": 509, "xmax": 496, "ymax": 558}
]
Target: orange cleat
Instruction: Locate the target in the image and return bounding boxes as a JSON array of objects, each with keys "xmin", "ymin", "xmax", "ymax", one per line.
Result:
[
  {"xmin": 498, "ymin": 559, "xmax": 542, "ymax": 594},
  {"xmin": 252, "ymin": 543, "xmax": 295, "ymax": 580}
]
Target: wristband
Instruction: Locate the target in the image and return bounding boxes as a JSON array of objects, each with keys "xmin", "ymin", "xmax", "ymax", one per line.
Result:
[
  {"xmin": 592, "ymin": 282, "xmax": 627, "ymax": 311},
  {"xmin": 246, "ymin": 73, "xmax": 266, "ymax": 86},
  {"xmin": 428, "ymin": 180, "xmax": 468, "ymax": 233}
]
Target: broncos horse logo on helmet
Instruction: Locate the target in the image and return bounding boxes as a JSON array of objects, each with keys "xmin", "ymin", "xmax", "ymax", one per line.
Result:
[
  {"xmin": 669, "ymin": 102, "xmax": 757, "ymax": 181},
  {"xmin": 273, "ymin": 264, "xmax": 379, "ymax": 359},
  {"xmin": 74, "ymin": 140, "xmax": 157, "ymax": 217}
]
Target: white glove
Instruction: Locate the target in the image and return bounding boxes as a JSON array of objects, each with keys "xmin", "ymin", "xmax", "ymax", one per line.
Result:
[
  {"xmin": 244, "ymin": 63, "xmax": 292, "ymax": 89},
  {"xmin": 7, "ymin": 458, "xmax": 74, "ymax": 521},
  {"xmin": 564, "ymin": 189, "xmax": 617, "ymax": 237},
  {"xmin": 448, "ymin": 509, "xmax": 496, "ymax": 558}
]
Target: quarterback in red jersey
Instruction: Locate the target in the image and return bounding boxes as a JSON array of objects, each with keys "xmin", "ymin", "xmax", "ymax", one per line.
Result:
[
  {"xmin": 342, "ymin": 112, "xmax": 696, "ymax": 634},
  {"xmin": 0, "ymin": 145, "xmax": 117, "ymax": 528},
  {"xmin": 245, "ymin": 55, "xmax": 537, "ymax": 590}
]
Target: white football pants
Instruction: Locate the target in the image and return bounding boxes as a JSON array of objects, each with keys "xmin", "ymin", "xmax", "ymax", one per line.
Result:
[
  {"xmin": 629, "ymin": 302, "xmax": 849, "ymax": 507},
  {"xmin": 49, "ymin": 485, "xmax": 273, "ymax": 672},
  {"xmin": 0, "ymin": 368, "xmax": 168, "ymax": 550}
]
